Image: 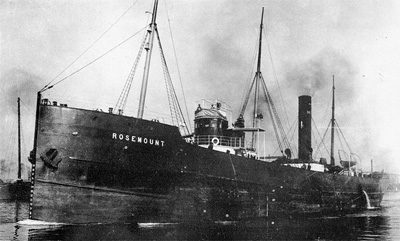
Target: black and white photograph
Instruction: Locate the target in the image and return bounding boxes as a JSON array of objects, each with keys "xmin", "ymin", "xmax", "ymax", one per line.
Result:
[{"xmin": 1, "ymin": 0, "xmax": 400, "ymax": 240}]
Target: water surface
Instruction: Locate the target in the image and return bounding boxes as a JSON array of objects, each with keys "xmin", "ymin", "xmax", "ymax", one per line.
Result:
[{"xmin": 1, "ymin": 193, "xmax": 400, "ymax": 240}]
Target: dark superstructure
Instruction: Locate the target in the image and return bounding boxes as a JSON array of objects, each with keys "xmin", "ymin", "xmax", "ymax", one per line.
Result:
[{"xmin": 28, "ymin": 1, "xmax": 383, "ymax": 224}]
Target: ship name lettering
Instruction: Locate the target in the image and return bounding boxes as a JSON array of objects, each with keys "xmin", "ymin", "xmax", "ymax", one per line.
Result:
[{"xmin": 112, "ymin": 133, "xmax": 164, "ymax": 147}]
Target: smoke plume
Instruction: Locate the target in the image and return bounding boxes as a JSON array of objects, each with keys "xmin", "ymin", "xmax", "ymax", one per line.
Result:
[{"xmin": 284, "ymin": 47, "xmax": 358, "ymax": 101}]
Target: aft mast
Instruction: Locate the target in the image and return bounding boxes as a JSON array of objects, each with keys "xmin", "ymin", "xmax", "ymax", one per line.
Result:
[
  {"xmin": 137, "ymin": 0, "xmax": 159, "ymax": 118},
  {"xmin": 330, "ymin": 75, "xmax": 335, "ymax": 166},
  {"xmin": 251, "ymin": 7, "xmax": 264, "ymax": 149}
]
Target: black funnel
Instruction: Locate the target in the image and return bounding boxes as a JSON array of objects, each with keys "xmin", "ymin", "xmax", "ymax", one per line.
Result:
[{"xmin": 298, "ymin": 95, "xmax": 312, "ymax": 162}]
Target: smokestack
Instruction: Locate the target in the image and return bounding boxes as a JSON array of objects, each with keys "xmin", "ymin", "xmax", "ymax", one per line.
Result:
[{"xmin": 298, "ymin": 95, "xmax": 312, "ymax": 162}]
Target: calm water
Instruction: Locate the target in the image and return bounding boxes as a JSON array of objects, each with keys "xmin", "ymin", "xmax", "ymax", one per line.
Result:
[{"xmin": 1, "ymin": 193, "xmax": 400, "ymax": 241}]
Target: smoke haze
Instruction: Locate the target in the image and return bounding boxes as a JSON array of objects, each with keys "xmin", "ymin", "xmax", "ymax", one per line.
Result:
[{"xmin": 0, "ymin": 69, "xmax": 40, "ymax": 179}]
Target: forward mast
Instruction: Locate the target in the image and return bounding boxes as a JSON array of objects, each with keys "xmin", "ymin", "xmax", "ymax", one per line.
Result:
[{"xmin": 137, "ymin": 0, "xmax": 159, "ymax": 119}]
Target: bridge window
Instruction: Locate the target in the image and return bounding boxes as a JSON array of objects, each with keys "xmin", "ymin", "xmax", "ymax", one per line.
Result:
[{"xmin": 211, "ymin": 119, "xmax": 217, "ymax": 128}]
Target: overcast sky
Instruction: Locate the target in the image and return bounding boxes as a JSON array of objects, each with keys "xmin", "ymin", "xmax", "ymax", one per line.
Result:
[{"xmin": 1, "ymin": 0, "xmax": 400, "ymax": 177}]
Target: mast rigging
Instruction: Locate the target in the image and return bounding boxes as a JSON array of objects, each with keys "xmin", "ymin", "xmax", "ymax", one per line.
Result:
[
  {"xmin": 114, "ymin": 32, "xmax": 148, "ymax": 114},
  {"xmin": 137, "ymin": 0, "xmax": 159, "ymax": 118},
  {"xmin": 236, "ymin": 8, "xmax": 292, "ymax": 155},
  {"xmin": 156, "ymin": 28, "xmax": 190, "ymax": 136},
  {"xmin": 114, "ymin": 0, "xmax": 189, "ymax": 135},
  {"xmin": 330, "ymin": 75, "xmax": 335, "ymax": 166}
]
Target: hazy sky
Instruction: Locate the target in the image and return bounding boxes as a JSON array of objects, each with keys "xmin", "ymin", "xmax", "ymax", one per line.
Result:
[{"xmin": 1, "ymin": 0, "xmax": 400, "ymax": 177}]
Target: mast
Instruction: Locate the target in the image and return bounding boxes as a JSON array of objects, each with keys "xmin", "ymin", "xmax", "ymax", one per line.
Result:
[
  {"xmin": 330, "ymin": 75, "xmax": 335, "ymax": 166},
  {"xmin": 371, "ymin": 159, "xmax": 374, "ymax": 173},
  {"xmin": 251, "ymin": 7, "xmax": 264, "ymax": 148},
  {"xmin": 17, "ymin": 97, "xmax": 21, "ymax": 180},
  {"xmin": 256, "ymin": 8, "xmax": 264, "ymax": 77},
  {"xmin": 137, "ymin": 0, "xmax": 159, "ymax": 118}
]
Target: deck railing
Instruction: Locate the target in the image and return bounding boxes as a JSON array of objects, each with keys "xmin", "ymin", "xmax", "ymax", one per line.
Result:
[{"xmin": 194, "ymin": 135, "xmax": 244, "ymax": 148}]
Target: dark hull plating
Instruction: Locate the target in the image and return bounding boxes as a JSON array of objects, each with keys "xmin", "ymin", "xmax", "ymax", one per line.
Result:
[{"xmin": 31, "ymin": 105, "xmax": 383, "ymax": 223}]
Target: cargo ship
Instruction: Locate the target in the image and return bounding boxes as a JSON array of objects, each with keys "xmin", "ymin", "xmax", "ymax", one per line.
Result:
[{"xmin": 28, "ymin": 1, "xmax": 383, "ymax": 224}]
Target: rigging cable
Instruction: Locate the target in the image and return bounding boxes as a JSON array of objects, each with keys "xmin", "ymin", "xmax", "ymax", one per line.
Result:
[
  {"xmin": 18, "ymin": 119, "xmax": 29, "ymax": 179},
  {"xmin": 41, "ymin": 0, "xmax": 142, "ymax": 92},
  {"xmin": 336, "ymin": 127, "xmax": 348, "ymax": 163},
  {"xmin": 263, "ymin": 27, "xmax": 291, "ymax": 131},
  {"xmin": 338, "ymin": 149, "xmax": 349, "ymax": 162},
  {"xmin": 20, "ymin": 98, "xmax": 35, "ymax": 117},
  {"xmin": 4, "ymin": 114, "xmax": 17, "ymax": 179},
  {"xmin": 41, "ymin": 25, "xmax": 148, "ymax": 92},
  {"xmin": 322, "ymin": 89, "xmax": 333, "ymax": 123},
  {"xmin": 312, "ymin": 117, "xmax": 330, "ymax": 158},
  {"xmin": 288, "ymin": 117, "xmax": 299, "ymax": 156},
  {"xmin": 314, "ymin": 120, "xmax": 332, "ymax": 158},
  {"xmin": 19, "ymin": 99, "xmax": 31, "ymax": 160},
  {"xmin": 240, "ymin": 75, "xmax": 257, "ymax": 118},
  {"xmin": 311, "ymin": 127, "xmax": 320, "ymax": 159},
  {"xmin": 238, "ymin": 34, "xmax": 259, "ymax": 118},
  {"xmin": 114, "ymin": 27, "xmax": 149, "ymax": 113},
  {"xmin": 335, "ymin": 121, "xmax": 353, "ymax": 154},
  {"xmin": 260, "ymin": 74, "xmax": 283, "ymax": 153},
  {"xmin": 163, "ymin": 0, "xmax": 192, "ymax": 132},
  {"xmin": 261, "ymin": 75, "xmax": 292, "ymax": 152},
  {"xmin": 158, "ymin": 28, "xmax": 179, "ymax": 126},
  {"xmin": 272, "ymin": 117, "xmax": 298, "ymax": 157},
  {"xmin": 156, "ymin": 28, "xmax": 190, "ymax": 136}
]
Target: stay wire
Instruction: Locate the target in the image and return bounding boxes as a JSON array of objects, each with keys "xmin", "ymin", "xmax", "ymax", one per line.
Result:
[
  {"xmin": 263, "ymin": 28, "xmax": 291, "ymax": 131},
  {"xmin": 335, "ymin": 121, "xmax": 353, "ymax": 154},
  {"xmin": 261, "ymin": 73, "xmax": 292, "ymax": 152},
  {"xmin": 41, "ymin": 0, "xmax": 142, "ymax": 92},
  {"xmin": 273, "ymin": 116, "xmax": 298, "ymax": 157},
  {"xmin": 41, "ymin": 25, "xmax": 148, "ymax": 92},
  {"xmin": 239, "ymin": 35, "xmax": 259, "ymax": 117},
  {"xmin": 288, "ymin": 117, "xmax": 298, "ymax": 157},
  {"xmin": 156, "ymin": 28, "xmax": 190, "ymax": 135},
  {"xmin": 261, "ymin": 77, "xmax": 283, "ymax": 153},
  {"xmin": 163, "ymin": 0, "xmax": 192, "ymax": 132},
  {"xmin": 19, "ymin": 99, "xmax": 35, "ymax": 117},
  {"xmin": 312, "ymin": 117, "xmax": 330, "ymax": 157},
  {"xmin": 314, "ymin": 120, "xmax": 332, "ymax": 158}
]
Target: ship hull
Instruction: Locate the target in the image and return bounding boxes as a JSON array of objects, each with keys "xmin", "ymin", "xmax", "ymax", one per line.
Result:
[{"xmin": 31, "ymin": 105, "xmax": 383, "ymax": 223}]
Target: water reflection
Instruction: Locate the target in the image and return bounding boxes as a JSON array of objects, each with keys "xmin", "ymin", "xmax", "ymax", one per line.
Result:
[
  {"xmin": 1, "ymin": 197, "xmax": 400, "ymax": 240},
  {"xmin": 18, "ymin": 214, "xmax": 391, "ymax": 240}
]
